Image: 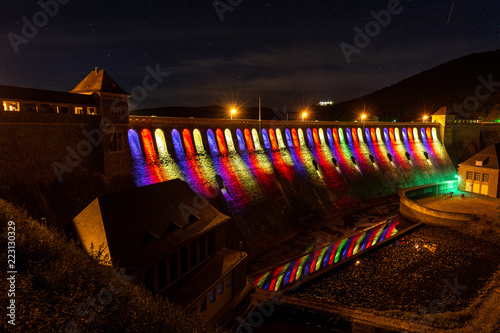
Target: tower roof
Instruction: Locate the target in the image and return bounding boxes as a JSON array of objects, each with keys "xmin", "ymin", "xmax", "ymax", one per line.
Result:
[{"xmin": 71, "ymin": 68, "xmax": 129, "ymax": 95}]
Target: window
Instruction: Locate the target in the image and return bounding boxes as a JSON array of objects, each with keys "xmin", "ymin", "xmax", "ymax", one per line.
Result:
[
  {"xmin": 75, "ymin": 107, "xmax": 84, "ymax": 115},
  {"xmin": 57, "ymin": 106, "xmax": 69, "ymax": 114},
  {"xmin": 482, "ymin": 174, "xmax": 489, "ymax": 183},
  {"xmin": 209, "ymin": 289, "xmax": 216, "ymax": 303},
  {"xmin": 474, "ymin": 173, "xmax": 481, "ymax": 181},
  {"xmin": 190, "ymin": 242, "xmax": 197, "ymax": 268},
  {"xmin": 158, "ymin": 259, "xmax": 167, "ymax": 290},
  {"xmin": 181, "ymin": 247, "xmax": 188, "ymax": 275},
  {"xmin": 109, "ymin": 132, "xmax": 124, "ymax": 152},
  {"xmin": 226, "ymin": 274, "xmax": 232, "ymax": 287},
  {"xmin": 88, "ymin": 107, "xmax": 97, "ymax": 115},
  {"xmin": 218, "ymin": 282, "xmax": 224, "ymax": 295},
  {"xmin": 466, "ymin": 171, "xmax": 473, "ymax": 180},
  {"xmin": 3, "ymin": 101, "xmax": 20, "ymax": 111},
  {"xmin": 200, "ymin": 298, "xmax": 207, "ymax": 312},
  {"xmin": 111, "ymin": 107, "xmax": 122, "ymax": 117},
  {"xmin": 145, "ymin": 266, "xmax": 155, "ymax": 292},
  {"xmin": 170, "ymin": 252, "xmax": 178, "ymax": 282}
]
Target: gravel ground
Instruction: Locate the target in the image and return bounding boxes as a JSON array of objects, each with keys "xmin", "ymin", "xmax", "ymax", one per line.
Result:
[{"xmin": 292, "ymin": 224, "xmax": 500, "ymax": 313}]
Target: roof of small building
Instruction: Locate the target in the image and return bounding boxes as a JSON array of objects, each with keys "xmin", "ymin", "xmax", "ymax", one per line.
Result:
[
  {"xmin": 458, "ymin": 143, "xmax": 500, "ymax": 170},
  {"xmin": 0, "ymin": 85, "xmax": 98, "ymax": 105},
  {"xmin": 73, "ymin": 179, "xmax": 229, "ymax": 269},
  {"xmin": 71, "ymin": 68, "xmax": 129, "ymax": 95},
  {"xmin": 432, "ymin": 106, "xmax": 451, "ymax": 116}
]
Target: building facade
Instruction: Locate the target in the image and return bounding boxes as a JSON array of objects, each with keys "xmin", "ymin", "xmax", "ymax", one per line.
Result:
[{"xmin": 458, "ymin": 143, "xmax": 500, "ymax": 198}]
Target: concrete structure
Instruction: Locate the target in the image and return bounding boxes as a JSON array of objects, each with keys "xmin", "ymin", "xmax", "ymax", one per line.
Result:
[
  {"xmin": 72, "ymin": 179, "xmax": 252, "ymax": 324},
  {"xmin": 458, "ymin": 143, "xmax": 500, "ymax": 197},
  {"xmin": 399, "ymin": 182, "xmax": 473, "ymax": 227}
]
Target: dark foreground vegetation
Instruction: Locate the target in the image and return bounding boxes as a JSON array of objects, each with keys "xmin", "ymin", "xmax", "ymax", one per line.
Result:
[{"xmin": 0, "ymin": 199, "xmax": 222, "ymax": 333}]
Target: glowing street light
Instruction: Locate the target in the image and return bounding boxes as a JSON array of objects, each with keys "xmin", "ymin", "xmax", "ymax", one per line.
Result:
[
  {"xmin": 423, "ymin": 115, "xmax": 429, "ymax": 122},
  {"xmin": 361, "ymin": 114, "xmax": 367, "ymax": 121},
  {"xmin": 301, "ymin": 112, "xmax": 308, "ymax": 121},
  {"xmin": 230, "ymin": 108, "xmax": 237, "ymax": 120}
]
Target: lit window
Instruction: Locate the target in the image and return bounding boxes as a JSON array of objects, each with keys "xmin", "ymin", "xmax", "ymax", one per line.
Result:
[
  {"xmin": 482, "ymin": 174, "xmax": 489, "ymax": 183},
  {"xmin": 88, "ymin": 107, "xmax": 97, "ymax": 115},
  {"xmin": 56, "ymin": 106, "xmax": 69, "ymax": 114},
  {"xmin": 75, "ymin": 107, "xmax": 84, "ymax": 115},
  {"xmin": 474, "ymin": 173, "xmax": 481, "ymax": 181},
  {"xmin": 209, "ymin": 289, "xmax": 216, "ymax": 303},
  {"xmin": 466, "ymin": 171, "xmax": 473, "ymax": 180},
  {"xmin": 3, "ymin": 101, "xmax": 20, "ymax": 111},
  {"xmin": 218, "ymin": 282, "xmax": 223, "ymax": 295},
  {"xmin": 200, "ymin": 298, "xmax": 207, "ymax": 312},
  {"xmin": 226, "ymin": 274, "xmax": 231, "ymax": 287}
]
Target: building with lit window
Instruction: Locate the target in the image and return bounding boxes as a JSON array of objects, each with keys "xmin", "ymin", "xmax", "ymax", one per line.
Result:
[
  {"xmin": 72, "ymin": 179, "xmax": 252, "ymax": 324},
  {"xmin": 458, "ymin": 143, "xmax": 500, "ymax": 198}
]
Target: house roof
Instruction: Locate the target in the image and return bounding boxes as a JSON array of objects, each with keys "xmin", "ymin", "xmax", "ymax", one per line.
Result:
[
  {"xmin": 432, "ymin": 106, "xmax": 452, "ymax": 116},
  {"xmin": 71, "ymin": 68, "xmax": 129, "ymax": 95},
  {"xmin": 73, "ymin": 179, "xmax": 229, "ymax": 268},
  {"xmin": 0, "ymin": 85, "xmax": 97, "ymax": 105},
  {"xmin": 458, "ymin": 143, "xmax": 500, "ymax": 170}
]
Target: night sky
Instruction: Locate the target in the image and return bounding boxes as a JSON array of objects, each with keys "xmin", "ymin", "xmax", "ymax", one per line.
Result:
[{"xmin": 1, "ymin": 1, "xmax": 499, "ymax": 111}]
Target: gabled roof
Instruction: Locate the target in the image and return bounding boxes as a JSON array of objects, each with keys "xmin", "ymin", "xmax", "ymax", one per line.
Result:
[
  {"xmin": 458, "ymin": 143, "xmax": 500, "ymax": 170},
  {"xmin": 71, "ymin": 68, "xmax": 129, "ymax": 95},
  {"xmin": 73, "ymin": 179, "xmax": 229, "ymax": 268},
  {"xmin": 0, "ymin": 85, "xmax": 97, "ymax": 105}
]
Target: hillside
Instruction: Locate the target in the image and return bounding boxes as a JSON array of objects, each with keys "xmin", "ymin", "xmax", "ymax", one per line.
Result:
[{"xmin": 321, "ymin": 50, "xmax": 500, "ymax": 122}]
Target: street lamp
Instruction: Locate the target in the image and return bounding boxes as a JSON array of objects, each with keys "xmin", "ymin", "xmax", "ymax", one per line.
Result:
[
  {"xmin": 423, "ymin": 115, "xmax": 428, "ymax": 122},
  {"xmin": 230, "ymin": 108, "xmax": 237, "ymax": 120},
  {"xmin": 361, "ymin": 113, "xmax": 367, "ymax": 133},
  {"xmin": 302, "ymin": 112, "xmax": 307, "ymax": 121}
]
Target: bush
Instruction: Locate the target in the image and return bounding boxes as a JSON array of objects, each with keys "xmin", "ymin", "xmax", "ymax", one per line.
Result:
[{"xmin": 0, "ymin": 199, "xmax": 222, "ymax": 333}]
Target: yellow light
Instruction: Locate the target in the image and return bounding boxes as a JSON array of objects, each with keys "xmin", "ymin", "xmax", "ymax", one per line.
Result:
[
  {"xmin": 301, "ymin": 112, "xmax": 308, "ymax": 121},
  {"xmin": 423, "ymin": 115, "xmax": 428, "ymax": 122},
  {"xmin": 231, "ymin": 109, "xmax": 237, "ymax": 115},
  {"xmin": 361, "ymin": 114, "xmax": 367, "ymax": 121}
]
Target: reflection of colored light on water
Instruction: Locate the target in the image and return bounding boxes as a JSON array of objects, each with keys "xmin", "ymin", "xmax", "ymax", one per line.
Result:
[
  {"xmin": 383, "ymin": 128, "xmax": 389, "ymax": 142},
  {"xmin": 407, "ymin": 128, "xmax": 414, "ymax": 141},
  {"xmin": 371, "ymin": 128, "xmax": 377, "ymax": 142},
  {"xmin": 319, "ymin": 128, "xmax": 326, "ymax": 145},
  {"xmin": 224, "ymin": 129, "xmax": 236, "ymax": 152},
  {"xmin": 432, "ymin": 128, "xmax": 438, "ymax": 141},
  {"xmin": 207, "ymin": 129, "xmax": 219, "ymax": 155},
  {"xmin": 172, "ymin": 129, "xmax": 185, "ymax": 157},
  {"xmin": 365, "ymin": 128, "xmax": 371, "ymax": 143},
  {"xmin": 347, "ymin": 232, "xmax": 361, "ymax": 257},
  {"xmin": 193, "ymin": 129, "xmax": 205, "ymax": 154},
  {"xmin": 309, "ymin": 249, "xmax": 322, "ymax": 274},
  {"xmin": 395, "ymin": 128, "xmax": 401, "ymax": 141},
  {"xmin": 236, "ymin": 129, "xmax": 246, "ymax": 152},
  {"xmin": 244, "ymin": 128, "xmax": 254, "ymax": 151},
  {"xmin": 315, "ymin": 247, "xmax": 330, "ymax": 271},
  {"xmin": 216, "ymin": 128, "xmax": 228, "ymax": 155},
  {"xmin": 376, "ymin": 128, "xmax": 382, "ymax": 141},
  {"xmin": 351, "ymin": 128, "xmax": 358, "ymax": 143},
  {"xmin": 360, "ymin": 227, "xmax": 377, "ymax": 251},
  {"xmin": 328, "ymin": 241, "xmax": 341, "ymax": 265},
  {"xmin": 182, "ymin": 129, "xmax": 195, "ymax": 156},
  {"xmin": 292, "ymin": 128, "xmax": 299, "ymax": 147},
  {"xmin": 269, "ymin": 128, "xmax": 279, "ymax": 150},
  {"xmin": 352, "ymin": 231, "xmax": 366, "ymax": 255}
]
